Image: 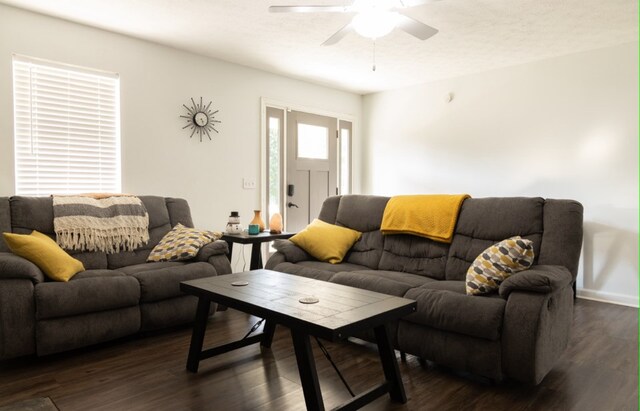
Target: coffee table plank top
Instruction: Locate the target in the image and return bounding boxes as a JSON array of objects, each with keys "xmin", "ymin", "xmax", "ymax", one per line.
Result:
[{"xmin": 181, "ymin": 269, "xmax": 417, "ymax": 341}]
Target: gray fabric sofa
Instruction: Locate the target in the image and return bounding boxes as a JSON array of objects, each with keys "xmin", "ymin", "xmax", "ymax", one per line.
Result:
[
  {"xmin": 0, "ymin": 196, "xmax": 231, "ymax": 360},
  {"xmin": 266, "ymin": 195, "xmax": 583, "ymax": 384}
]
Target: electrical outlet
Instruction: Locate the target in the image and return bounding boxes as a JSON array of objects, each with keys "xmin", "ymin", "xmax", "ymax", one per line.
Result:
[{"xmin": 243, "ymin": 178, "xmax": 256, "ymax": 190}]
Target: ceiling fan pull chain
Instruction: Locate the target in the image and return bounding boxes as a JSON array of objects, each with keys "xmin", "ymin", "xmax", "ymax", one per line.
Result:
[{"xmin": 372, "ymin": 39, "xmax": 376, "ymax": 72}]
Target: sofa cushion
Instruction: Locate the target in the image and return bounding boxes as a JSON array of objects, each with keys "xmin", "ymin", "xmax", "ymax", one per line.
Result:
[
  {"xmin": 446, "ymin": 197, "xmax": 544, "ymax": 281},
  {"xmin": 122, "ymin": 261, "xmax": 215, "ymax": 302},
  {"xmin": 345, "ymin": 231, "xmax": 385, "ymax": 269},
  {"xmin": 270, "ymin": 262, "xmax": 338, "ymax": 281},
  {"xmin": 72, "ymin": 269, "xmax": 126, "ymax": 280},
  {"xmin": 107, "ymin": 196, "xmax": 173, "ymax": 269},
  {"xmin": 67, "ymin": 250, "xmax": 108, "ymax": 270},
  {"xmin": 329, "ymin": 270, "xmax": 434, "ymax": 297},
  {"xmin": 165, "ymin": 197, "xmax": 194, "ymax": 228},
  {"xmin": 466, "ymin": 236, "xmax": 535, "ymax": 295},
  {"xmin": 290, "ymin": 219, "xmax": 361, "ymax": 264},
  {"xmin": 0, "ymin": 197, "xmax": 11, "ymax": 252},
  {"xmin": 4, "ymin": 231, "xmax": 85, "ymax": 282},
  {"xmin": 379, "ymin": 234, "xmax": 450, "ymax": 280},
  {"xmin": 334, "ymin": 195, "xmax": 390, "ymax": 269},
  {"xmin": 403, "ymin": 281, "xmax": 506, "ymax": 341},
  {"xmin": 296, "ymin": 261, "xmax": 369, "ymax": 273},
  {"xmin": 9, "ymin": 196, "xmax": 55, "ymax": 235},
  {"xmin": 35, "ymin": 275, "xmax": 140, "ymax": 320}
]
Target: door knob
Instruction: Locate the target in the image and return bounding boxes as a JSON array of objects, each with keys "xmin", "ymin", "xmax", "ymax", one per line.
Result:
[{"xmin": 287, "ymin": 202, "xmax": 299, "ymax": 208}]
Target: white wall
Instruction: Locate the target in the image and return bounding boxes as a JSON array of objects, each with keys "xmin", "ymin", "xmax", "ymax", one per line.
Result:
[
  {"xmin": 362, "ymin": 42, "xmax": 639, "ymax": 306},
  {"xmin": 0, "ymin": 5, "xmax": 362, "ymax": 270}
]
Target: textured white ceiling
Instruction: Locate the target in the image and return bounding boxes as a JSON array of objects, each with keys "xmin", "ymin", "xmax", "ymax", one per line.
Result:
[{"xmin": 1, "ymin": 0, "xmax": 637, "ymax": 94}]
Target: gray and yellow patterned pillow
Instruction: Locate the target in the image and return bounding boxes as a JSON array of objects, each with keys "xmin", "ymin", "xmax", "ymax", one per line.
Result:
[
  {"xmin": 147, "ymin": 223, "xmax": 221, "ymax": 262},
  {"xmin": 466, "ymin": 236, "xmax": 535, "ymax": 296}
]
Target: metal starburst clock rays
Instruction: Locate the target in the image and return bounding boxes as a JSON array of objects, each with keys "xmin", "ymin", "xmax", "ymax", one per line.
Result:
[{"xmin": 181, "ymin": 97, "xmax": 221, "ymax": 142}]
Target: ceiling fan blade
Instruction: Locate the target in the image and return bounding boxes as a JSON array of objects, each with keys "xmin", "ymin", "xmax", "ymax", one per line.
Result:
[
  {"xmin": 395, "ymin": 14, "xmax": 438, "ymax": 40},
  {"xmin": 321, "ymin": 23, "xmax": 353, "ymax": 46},
  {"xmin": 269, "ymin": 5, "xmax": 349, "ymax": 13}
]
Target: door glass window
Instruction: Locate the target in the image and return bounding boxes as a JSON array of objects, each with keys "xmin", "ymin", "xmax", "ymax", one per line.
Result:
[
  {"xmin": 340, "ymin": 127, "xmax": 350, "ymax": 194},
  {"xmin": 297, "ymin": 123, "xmax": 328, "ymax": 159},
  {"xmin": 268, "ymin": 116, "xmax": 281, "ymax": 216}
]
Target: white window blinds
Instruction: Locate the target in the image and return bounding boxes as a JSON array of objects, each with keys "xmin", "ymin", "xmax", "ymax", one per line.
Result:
[{"xmin": 12, "ymin": 55, "xmax": 121, "ymax": 196}]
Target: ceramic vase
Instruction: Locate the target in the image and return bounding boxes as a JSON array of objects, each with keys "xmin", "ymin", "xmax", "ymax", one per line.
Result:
[
  {"xmin": 250, "ymin": 210, "xmax": 266, "ymax": 232},
  {"xmin": 269, "ymin": 212, "xmax": 283, "ymax": 234}
]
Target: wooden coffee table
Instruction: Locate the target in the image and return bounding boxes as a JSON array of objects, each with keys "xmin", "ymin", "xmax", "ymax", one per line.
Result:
[{"xmin": 180, "ymin": 269, "xmax": 417, "ymax": 411}]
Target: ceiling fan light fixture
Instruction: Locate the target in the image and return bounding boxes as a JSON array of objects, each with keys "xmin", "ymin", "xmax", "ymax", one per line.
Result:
[{"xmin": 352, "ymin": 10, "xmax": 399, "ymax": 39}]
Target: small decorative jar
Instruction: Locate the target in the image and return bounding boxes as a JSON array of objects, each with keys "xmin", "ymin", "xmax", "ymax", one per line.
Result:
[{"xmin": 225, "ymin": 211, "xmax": 242, "ymax": 234}]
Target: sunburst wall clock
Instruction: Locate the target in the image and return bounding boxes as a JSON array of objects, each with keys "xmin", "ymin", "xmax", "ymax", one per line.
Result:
[{"xmin": 180, "ymin": 97, "xmax": 221, "ymax": 142}]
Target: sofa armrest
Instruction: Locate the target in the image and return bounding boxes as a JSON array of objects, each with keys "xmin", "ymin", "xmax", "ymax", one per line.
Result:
[
  {"xmin": 0, "ymin": 252, "xmax": 45, "ymax": 284},
  {"xmin": 501, "ymin": 286, "xmax": 574, "ymax": 384},
  {"xmin": 499, "ymin": 265, "xmax": 573, "ymax": 299},
  {"xmin": 194, "ymin": 240, "xmax": 229, "ymax": 262},
  {"xmin": 265, "ymin": 252, "xmax": 286, "ymax": 270},
  {"xmin": 272, "ymin": 239, "xmax": 311, "ymax": 263}
]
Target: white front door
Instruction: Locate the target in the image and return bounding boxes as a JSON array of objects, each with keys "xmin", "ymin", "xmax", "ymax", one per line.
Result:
[{"xmin": 285, "ymin": 110, "xmax": 338, "ymax": 233}]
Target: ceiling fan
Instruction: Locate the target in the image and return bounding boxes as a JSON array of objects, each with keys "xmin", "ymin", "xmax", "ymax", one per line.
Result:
[{"xmin": 269, "ymin": 0, "xmax": 440, "ymax": 46}]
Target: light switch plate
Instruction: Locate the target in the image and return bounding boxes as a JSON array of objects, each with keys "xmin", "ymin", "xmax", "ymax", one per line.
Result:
[{"xmin": 243, "ymin": 178, "xmax": 256, "ymax": 189}]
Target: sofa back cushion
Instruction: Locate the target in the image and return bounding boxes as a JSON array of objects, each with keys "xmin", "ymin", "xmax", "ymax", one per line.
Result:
[
  {"xmin": 8, "ymin": 196, "xmax": 108, "ymax": 269},
  {"xmin": 6, "ymin": 195, "xmax": 194, "ymax": 270},
  {"xmin": 378, "ymin": 235, "xmax": 450, "ymax": 280},
  {"xmin": 537, "ymin": 199, "xmax": 583, "ymax": 279},
  {"xmin": 107, "ymin": 196, "xmax": 194, "ymax": 269},
  {"xmin": 321, "ymin": 195, "xmax": 389, "ymax": 269},
  {"xmin": 0, "ymin": 198, "xmax": 11, "ymax": 252},
  {"xmin": 445, "ymin": 197, "xmax": 544, "ymax": 281}
]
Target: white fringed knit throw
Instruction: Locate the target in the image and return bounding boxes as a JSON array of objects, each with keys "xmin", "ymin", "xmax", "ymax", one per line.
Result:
[{"xmin": 52, "ymin": 195, "xmax": 149, "ymax": 254}]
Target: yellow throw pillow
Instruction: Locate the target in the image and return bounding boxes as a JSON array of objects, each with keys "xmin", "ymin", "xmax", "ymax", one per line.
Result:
[
  {"xmin": 3, "ymin": 231, "xmax": 85, "ymax": 282},
  {"xmin": 289, "ymin": 219, "xmax": 361, "ymax": 264}
]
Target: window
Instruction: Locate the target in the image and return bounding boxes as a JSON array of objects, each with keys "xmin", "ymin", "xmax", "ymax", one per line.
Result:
[
  {"xmin": 12, "ymin": 55, "xmax": 120, "ymax": 196},
  {"xmin": 340, "ymin": 127, "xmax": 351, "ymax": 194},
  {"xmin": 297, "ymin": 123, "xmax": 328, "ymax": 159},
  {"xmin": 339, "ymin": 120, "xmax": 352, "ymax": 194},
  {"xmin": 268, "ymin": 115, "xmax": 282, "ymax": 217}
]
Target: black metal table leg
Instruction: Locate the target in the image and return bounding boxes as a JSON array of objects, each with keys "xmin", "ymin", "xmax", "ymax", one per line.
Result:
[
  {"xmin": 250, "ymin": 243, "xmax": 263, "ymax": 270},
  {"xmin": 373, "ymin": 324, "xmax": 407, "ymax": 403},
  {"xmin": 291, "ymin": 329, "xmax": 325, "ymax": 411},
  {"xmin": 186, "ymin": 297, "xmax": 211, "ymax": 373},
  {"xmin": 261, "ymin": 320, "xmax": 277, "ymax": 348}
]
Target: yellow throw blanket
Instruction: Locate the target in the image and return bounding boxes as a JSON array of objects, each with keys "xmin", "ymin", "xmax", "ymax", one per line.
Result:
[{"xmin": 381, "ymin": 194, "xmax": 470, "ymax": 243}]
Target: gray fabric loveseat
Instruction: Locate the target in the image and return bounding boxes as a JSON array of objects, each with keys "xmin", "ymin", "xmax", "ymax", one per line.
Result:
[
  {"xmin": 0, "ymin": 196, "xmax": 231, "ymax": 360},
  {"xmin": 266, "ymin": 195, "xmax": 583, "ymax": 384}
]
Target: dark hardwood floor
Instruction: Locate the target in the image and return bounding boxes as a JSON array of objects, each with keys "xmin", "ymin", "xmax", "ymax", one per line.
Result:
[{"xmin": 0, "ymin": 299, "xmax": 636, "ymax": 410}]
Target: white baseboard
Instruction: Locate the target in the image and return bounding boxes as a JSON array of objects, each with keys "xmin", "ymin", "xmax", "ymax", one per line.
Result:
[{"xmin": 577, "ymin": 288, "xmax": 639, "ymax": 308}]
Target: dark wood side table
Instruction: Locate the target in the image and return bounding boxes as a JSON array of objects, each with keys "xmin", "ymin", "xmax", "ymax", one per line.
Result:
[{"xmin": 221, "ymin": 232, "xmax": 294, "ymax": 270}]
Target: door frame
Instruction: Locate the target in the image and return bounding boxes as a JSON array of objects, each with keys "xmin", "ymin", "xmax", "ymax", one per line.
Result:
[{"xmin": 260, "ymin": 97, "xmax": 356, "ymax": 231}]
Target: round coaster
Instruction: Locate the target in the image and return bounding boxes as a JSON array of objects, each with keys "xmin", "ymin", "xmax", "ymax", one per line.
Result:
[
  {"xmin": 231, "ymin": 280, "xmax": 249, "ymax": 286},
  {"xmin": 299, "ymin": 296, "xmax": 319, "ymax": 304}
]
